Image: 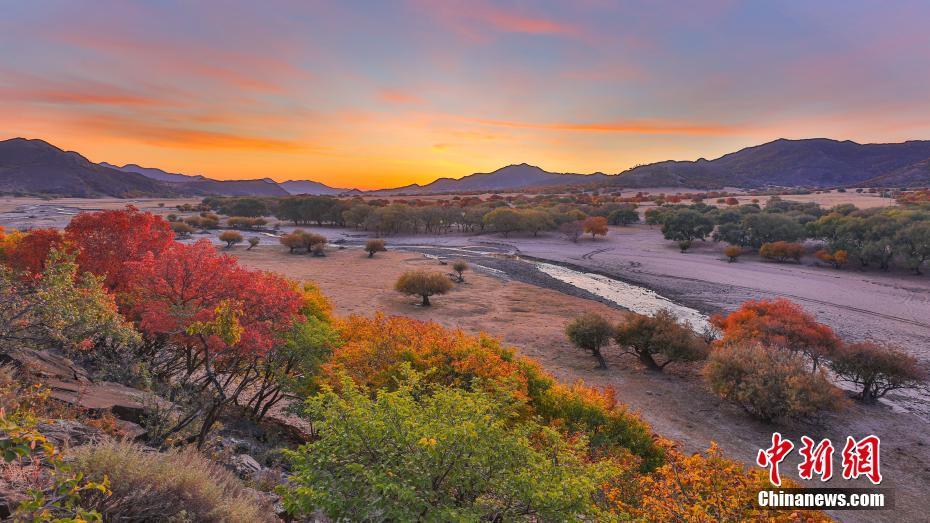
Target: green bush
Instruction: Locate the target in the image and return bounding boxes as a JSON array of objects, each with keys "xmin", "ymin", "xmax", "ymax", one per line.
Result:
[{"xmin": 283, "ymin": 372, "xmax": 617, "ymax": 521}]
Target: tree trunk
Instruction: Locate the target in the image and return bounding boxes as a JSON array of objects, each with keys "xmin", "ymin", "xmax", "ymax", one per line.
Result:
[
  {"xmin": 368, "ymin": 251, "xmax": 374, "ymax": 258},
  {"xmin": 639, "ymin": 351, "xmax": 661, "ymax": 371},
  {"xmin": 592, "ymin": 348, "xmax": 608, "ymax": 369},
  {"xmin": 421, "ymin": 294, "xmax": 431, "ymax": 306}
]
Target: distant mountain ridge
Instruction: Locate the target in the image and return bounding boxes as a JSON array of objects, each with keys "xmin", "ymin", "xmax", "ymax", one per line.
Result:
[
  {"xmin": 612, "ymin": 138, "xmax": 930, "ymax": 188},
  {"xmin": 0, "ymin": 138, "xmax": 175, "ymax": 197},
  {"xmin": 3, "ymin": 137, "xmax": 930, "ymax": 199},
  {"xmin": 367, "ymin": 163, "xmax": 609, "ymax": 195}
]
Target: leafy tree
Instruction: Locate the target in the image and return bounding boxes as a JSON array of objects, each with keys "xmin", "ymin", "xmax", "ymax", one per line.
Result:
[
  {"xmin": 395, "ymin": 270, "xmax": 453, "ymax": 306},
  {"xmin": 660, "ymin": 210, "xmax": 714, "ymax": 244},
  {"xmin": 607, "ymin": 205, "xmax": 639, "ymax": 226},
  {"xmin": 759, "ymin": 241, "xmax": 803, "ymax": 263},
  {"xmin": 677, "ymin": 240, "xmax": 692, "ymax": 253},
  {"xmin": 613, "ymin": 310, "xmax": 708, "ymax": 371},
  {"xmin": 704, "ymin": 344, "xmax": 843, "ymax": 422},
  {"xmin": 740, "ymin": 213, "xmax": 805, "ymax": 248},
  {"xmin": 0, "ymin": 228, "xmax": 69, "ymax": 274},
  {"xmin": 723, "ymin": 245, "xmax": 741, "ymax": 262},
  {"xmin": 712, "ymin": 222, "xmax": 746, "ymax": 246},
  {"xmin": 451, "ymin": 260, "xmax": 468, "ymax": 282},
  {"xmin": 65, "ymin": 205, "xmax": 174, "ymax": 291},
  {"xmin": 830, "ymin": 342, "xmax": 927, "ymax": 402},
  {"xmin": 364, "ymin": 238, "xmax": 386, "ymax": 258},
  {"xmin": 0, "ymin": 249, "xmax": 139, "ymax": 353},
  {"xmin": 283, "ymin": 372, "xmax": 616, "ymax": 521},
  {"xmin": 218, "ymin": 230, "xmax": 243, "ymax": 248},
  {"xmin": 584, "ymin": 216, "xmax": 609, "ymax": 239},
  {"xmin": 712, "ymin": 298, "xmax": 841, "ymax": 371},
  {"xmin": 126, "ymin": 240, "xmax": 303, "ymax": 446},
  {"xmin": 519, "ymin": 209, "xmax": 556, "ymax": 236},
  {"xmin": 221, "ymin": 198, "xmax": 268, "ymax": 218},
  {"xmin": 565, "ymin": 312, "xmax": 615, "ymax": 369},
  {"xmin": 896, "ymin": 222, "xmax": 930, "ymax": 274},
  {"xmin": 559, "ymin": 220, "xmax": 584, "ymax": 242},
  {"xmin": 247, "ymin": 237, "xmax": 260, "ymax": 250},
  {"xmin": 483, "ymin": 208, "xmax": 524, "ymax": 237}
]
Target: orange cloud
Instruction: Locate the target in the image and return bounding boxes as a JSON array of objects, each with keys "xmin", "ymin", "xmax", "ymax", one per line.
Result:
[
  {"xmin": 75, "ymin": 114, "xmax": 308, "ymax": 152},
  {"xmin": 379, "ymin": 88, "xmax": 424, "ymax": 104},
  {"xmin": 417, "ymin": 0, "xmax": 579, "ymax": 38}
]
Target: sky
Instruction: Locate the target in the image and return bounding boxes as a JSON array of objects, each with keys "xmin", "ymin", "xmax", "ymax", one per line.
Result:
[{"xmin": 2, "ymin": 1, "xmax": 930, "ymax": 189}]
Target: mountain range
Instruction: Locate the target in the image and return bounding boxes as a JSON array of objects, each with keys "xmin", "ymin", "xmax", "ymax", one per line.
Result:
[{"xmin": 2, "ymin": 137, "xmax": 929, "ymax": 198}]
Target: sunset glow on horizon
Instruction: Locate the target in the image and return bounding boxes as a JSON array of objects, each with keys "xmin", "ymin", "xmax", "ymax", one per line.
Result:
[{"xmin": 3, "ymin": 1, "xmax": 930, "ymax": 189}]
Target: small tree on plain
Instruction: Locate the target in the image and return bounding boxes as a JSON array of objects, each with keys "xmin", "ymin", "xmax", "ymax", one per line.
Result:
[
  {"xmin": 829, "ymin": 342, "xmax": 927, "ymax": 403},
  {"xmin": 395, "ymin": 270, "xmax": 453, "ymax": 306},
  {"xmin": 365, "ymin": 239, "xmax": 386, "ymax": 258},
  {"xmin": 723, "ymin": 245, "xmax": 741, "ymax": 262},
  {"xmin": 559, "ymin": 220, "xmax": 584, "ymax": 243},
  {"xmin": 451, "ymin": 260, "xmax": 468, "ymax": 282},
  {"xmin": 613, "ymin": 309, "xmax": 708, "ymax": 371},
  {"xmin": 247, "ymin": 237, "xmax": 260, "ymax": 250},
  {"xmin": 583, "ymin": 216, "xmax": 609, "ymax": 239},
  {"xmin": 565, "ymin": 312, "xmax": 615, "ymax": 369},
  {"xmin": 219, "ymin": 230, "xmax": 243, "ymax": 248}
]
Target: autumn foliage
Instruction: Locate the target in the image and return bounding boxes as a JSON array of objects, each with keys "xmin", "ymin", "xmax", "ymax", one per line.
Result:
[
  {"xmin": 0, "ymin": 228, "xmax": 69, "ymax": 274},
  {"xmin": 711, "ymin": 298, "xmax": 841, "ymax": 370},
  {"xmin": 759, "ymin": 241, "xmax": 803, "ymax": 263},
  {"xmin": 583, "ymin": 216, "xmax": 609, "ymax": 238},
  {"xmin": 65, "ymin": 205, "xmax": 174, "ymax": 291}
]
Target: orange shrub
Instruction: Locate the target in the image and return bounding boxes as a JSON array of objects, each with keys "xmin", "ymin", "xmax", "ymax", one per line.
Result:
[
  {"xmin": 759, "ymin": 241, "xmax": 803, "ymax": 263},
  {"xmin": 324, "ymin": 314, "xmax": 663, "ymax": 468}
]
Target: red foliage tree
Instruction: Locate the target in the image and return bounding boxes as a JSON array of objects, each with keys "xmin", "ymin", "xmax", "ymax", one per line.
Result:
[
  {"xmin": 711, "ymin": 298, "xmax": 841, "ymax": 370},
  {"xmin": 3, "ymin": 228, "xmax": 69, "ymax": 274},
  {"xmin": 65, "ymin": 205, "xmax": 174, "ymax": 291}
]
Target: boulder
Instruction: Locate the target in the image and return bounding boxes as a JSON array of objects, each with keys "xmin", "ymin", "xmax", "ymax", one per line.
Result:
[
  {"xmin": 228, "ymin": 453, "xmax": 263, "ymax": 478},
  {"xmin": 36, "ymin": 419, "xmax": 102, "ymax": 448}
]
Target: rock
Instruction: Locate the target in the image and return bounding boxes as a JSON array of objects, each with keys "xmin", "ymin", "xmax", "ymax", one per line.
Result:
[
  {"xmin": 36, "ymin": 419, "xmax": 101, "ymax": 448},
  {"xmin": 0, "ymin": 347, "xmax": 89, "ymax": 383},
  {"xmin": 227, "ymin": 453, "xmax": 263, "ymax": 478},
  {"xmin": 46, "ymin": 379, "xmax": 148, "ymax": 423}
]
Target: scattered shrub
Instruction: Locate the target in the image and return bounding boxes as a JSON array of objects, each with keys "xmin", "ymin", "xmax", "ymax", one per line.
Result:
[
  {"xmin": 704, "ymin": 344, "xmax": 843, "ymax": 422},
  {"xmin": 395, "ymin": 270, "xmax": 453, "ymax": 306},
  {"xmin": 170, "ymin": 221, "xmax": 195, "ymax": 238},
  {"xmin": 613, "ymin": 310, "xmax": 708, "ymax": 371},
  {"xmin": 70, "ymin": 441, "xmax": 273, "ymax": 522},
  {"xmin": 830, "ymin": 342, "xmax": 927, "ymax": 402},
  {"xmin": 364, "ymin": 238, "xmax": 386, "ymax": 258},
  {"xmin": 723, "ymin": 245, "xmax": 741, "ymax": 262},
  {"xmin": 565, "ymin": 312, "xmax": 615, "ymax": 369},
  {"xmin": 218, "ymin": 230, "xmax": 243, "ymax": 248},
  {"xmin": 451, "ymin": 260, "xmax": 468, "ymax": 282},
  {"xmin": 247, "ymin": 237, "xmax": 260, "ymax": 250},
  {"xmin": 815, "ymin": 248, "xmax": 848, "ymax": 269},
  {"xmin": 678, "ymin": 239, "xmax": 692, "ymax": 252},
  {"xmin": 759, "ymin": 241, "xmax": 803, "ymax": 263},
  {"xmin": 279, "ymin": 230, "xmax": 326, "ymax": 254}
]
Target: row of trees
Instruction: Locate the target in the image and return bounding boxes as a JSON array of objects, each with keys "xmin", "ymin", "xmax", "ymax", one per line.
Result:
[
  {"xmin": 566, "ymin": 299, "xmax": 926, "ymax": 423},
  {"xmin": 651, "ymin": 197, "xmax": 930, "ymax": 273},
  {"xmin": 200, "ymin": 195, "xmax": 639, "ymax": 238}
]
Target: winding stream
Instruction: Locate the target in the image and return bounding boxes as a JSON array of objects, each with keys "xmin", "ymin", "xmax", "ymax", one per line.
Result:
[{"xmin": 534, "ymin": 261, "xmax": 711, "ymax": 333}]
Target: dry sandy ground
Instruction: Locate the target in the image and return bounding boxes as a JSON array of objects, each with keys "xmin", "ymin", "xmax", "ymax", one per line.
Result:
[{"xmin": 233, "ymin": 245, "xmax": 930, "ymax": 523}]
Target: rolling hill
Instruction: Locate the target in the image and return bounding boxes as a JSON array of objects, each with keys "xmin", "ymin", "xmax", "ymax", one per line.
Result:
[
  {"xmin": 0, "ymin": 138, "xmax": 176, "ymax": 197},
  {"xmin": 612, "ymin": 138, "xmax": 930, "ymax": 188},
  {"xmin": 102, "ymin": 162, "xmax": 289, "ymax": 196},
  {"xmin": 368, "ymin": 164, "xmax": 610, "ymax": 195}
]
